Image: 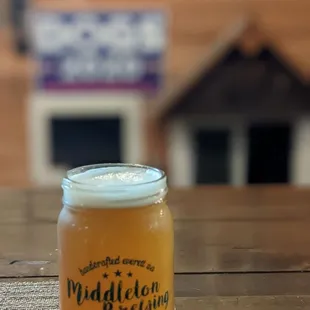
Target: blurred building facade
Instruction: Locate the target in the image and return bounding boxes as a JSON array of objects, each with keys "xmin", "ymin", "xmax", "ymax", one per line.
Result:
[
  {"xmin": 151, "ymin": 21, "xmax": 310, "ymax": 187},
  {"xmin": 1, "ymin": 0, "xmax": 310, "ymax": 187}
]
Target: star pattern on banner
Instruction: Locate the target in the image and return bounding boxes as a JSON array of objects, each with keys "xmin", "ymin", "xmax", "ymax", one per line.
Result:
[
  {"xmin": 102, "ymin": 271, "xmax": 134, "ymax": 279},
  {"xmin": 114, "ymin": 270, "xmax": 122, "ymax": 277}
]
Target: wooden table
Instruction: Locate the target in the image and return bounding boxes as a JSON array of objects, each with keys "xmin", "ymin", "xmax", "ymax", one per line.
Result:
[{"xmin": 2, "ymin": 186, "xmax": 310, "ymax": 309}]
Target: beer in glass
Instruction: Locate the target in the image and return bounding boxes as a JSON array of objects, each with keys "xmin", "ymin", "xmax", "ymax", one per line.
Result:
[{"xmin": 58, "ymin": 164, "xmax": 174, "ymax": 310}]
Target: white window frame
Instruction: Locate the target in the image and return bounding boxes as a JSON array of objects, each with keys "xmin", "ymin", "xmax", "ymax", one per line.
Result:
[
  {"xmin": 291, "ymin": 116, "xmax": 310, "ymax": 185},
  {"xmin": 168, "ymin": 114, "xmax": 302, "ymax": 187},
  {"xmin": 27, "ymin": 92, "xmax": 145, "ymax": 186},
  {"xmin": 168, "ymin": 115, "xmax": 248, "ymax": 187}
]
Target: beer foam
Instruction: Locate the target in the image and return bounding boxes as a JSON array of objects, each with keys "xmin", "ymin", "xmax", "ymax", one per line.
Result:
[{"xmin": 62, "ymin": 165, "xmax": 167, "ymax": 208}]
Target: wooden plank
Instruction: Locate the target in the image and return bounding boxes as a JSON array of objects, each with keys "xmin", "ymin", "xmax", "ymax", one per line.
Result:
[
  {"xmin": 174, "ymin": 220, "xmax": 310, "ymax": 272},
  {"xmin": 167, "ymin": 187, "xmax": 310, "ymax": 219},
  {"xmin": 172, "ymin": 1, "xmax": 310, "ymax": 20},
  {"xmin": 2, "ymin": 273, "xmax": 310, "ymax": 296},
  {"xmin": 2, "ymin": 272, "xmax": 310, "ymax": 297},
  {"xmin": 0, "ymin": 189, "xmax": 28, "ymax": 224},
  {"xmin": 27, "ymin": 190, "xmax": 62, "ymax": 222},
  {"xmin": 3, "ymin": 193, "xmax": 310, "ymax": 274},
  {"xmin": 1, "ymin": 276, "xmax": 310, "ymax": 309},
  {"xmin": 167, "ymin": 45, "xmax": 211, "ymax": 66},
  {"xmin": 30, "ymin": 187, "xmax": 310, "ymax": 219},
  {"xmin": 175, "ymin": 273, "xmax": 310, "ymax": 297},
  {"xmin": 170, "ymin": 1, "xmax": 310, "ymax": 44},
  {"xmin": 173, "ymin": 0, "xmax": 310, "ymax": 14},
  {"xmin": 0, "ymin": 223, "xmax": 58, "ymax": 263},
  {"xmin": 0, "ymin": 262, "xmax": 58, "ymax": 278},
  {"xmin": 171, "ymin": 26, "xmax": 310, "ymax": 46},
  {"xmin": 0, "ymin": 29, "xmax": 30, "ymax": 186},
  {"xmin": 175, "ymin": 296, "xmax": 310, "ymax": 309},
  {"xmin": 6, "ymin": 187, "xmax": 310, "ymax": 221}
]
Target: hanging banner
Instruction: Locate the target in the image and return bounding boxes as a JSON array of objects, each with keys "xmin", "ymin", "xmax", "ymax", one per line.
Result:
[{"xmin": 30, "ymin": 10, "xmax": 167, "ymax": 92}]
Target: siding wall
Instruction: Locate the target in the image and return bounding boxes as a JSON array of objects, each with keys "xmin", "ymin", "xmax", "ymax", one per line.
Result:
[{"xmin": 1, "ymin": 0, "xmax": 310, "ymax": 186}]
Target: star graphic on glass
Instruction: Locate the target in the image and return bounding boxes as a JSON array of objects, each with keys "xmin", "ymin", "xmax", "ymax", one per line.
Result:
[
  {"xmin": 114, "ymin": 270, "xmax": 122, "ymax": 277},
  {"xmin": 103, "ymin": 272, "xmax": 109, "ymax": 279},
  {"xmin": 127, "ymin": 271, "xmax": 133, "ymax": 278}
]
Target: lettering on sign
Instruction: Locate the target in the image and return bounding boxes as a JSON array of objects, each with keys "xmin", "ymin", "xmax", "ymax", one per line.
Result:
[
  {"xmin": 67, "ymin": 256, "xmax": 170, "ymax": 310},
  {"xmin": 30, "ymin": 11, "xmax": 167, "ymax": 91}
]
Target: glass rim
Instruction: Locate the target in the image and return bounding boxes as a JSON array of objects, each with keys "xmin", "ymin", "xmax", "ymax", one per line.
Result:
[{"xmin": 62, "ymin": 163, "xmax": 167, "ymax": 190}]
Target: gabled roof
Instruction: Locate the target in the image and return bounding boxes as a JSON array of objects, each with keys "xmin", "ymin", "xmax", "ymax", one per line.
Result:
[{"xmin": 150, "ymin": 18, "xmax": 309, "ymax": 120}]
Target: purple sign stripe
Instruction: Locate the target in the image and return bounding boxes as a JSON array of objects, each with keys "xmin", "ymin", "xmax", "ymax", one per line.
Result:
[{"xmin": 42, "ymin": 82, "xmax": 159, "ymax": 92}]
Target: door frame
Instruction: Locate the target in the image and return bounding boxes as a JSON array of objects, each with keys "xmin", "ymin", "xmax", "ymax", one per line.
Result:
[
  {"xmin": 167, "ymin": 115, "xmax": 248, "ymax": 187},
  {"xmin": 167, "ymin": 114, "xmax": 306, "ymax": 187}
]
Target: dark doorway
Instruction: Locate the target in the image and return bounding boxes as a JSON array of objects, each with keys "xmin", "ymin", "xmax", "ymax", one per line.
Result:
[
  {"xmin": 51, "ymin": 117, "xmax": 122, "ymax": 169},
  {"xmin": 195, "ymin": 129, "xmax": 230, "ymax": 184},
  {"xmin": 247, "ymin": 123, "xmax": 291, "ymax": 184}
]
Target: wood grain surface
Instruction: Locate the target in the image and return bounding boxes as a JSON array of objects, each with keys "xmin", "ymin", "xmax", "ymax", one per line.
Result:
[
  {"xmin": 2, "ymin": 187, "xmax": 310, "ymax": 272},
  {"xmin": 2, "ymin": 186, "xmax": 310, "ymax": 309}
]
